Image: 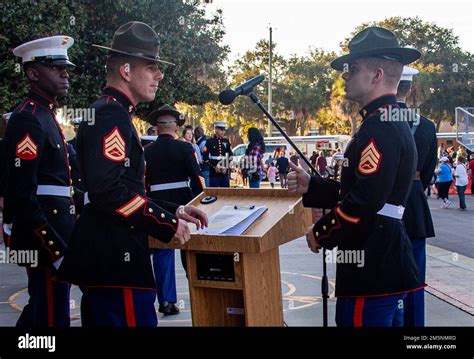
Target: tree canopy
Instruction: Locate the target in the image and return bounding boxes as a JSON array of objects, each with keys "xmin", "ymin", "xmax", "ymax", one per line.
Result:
[
  {"xmin": 342, "ymin": 17, "xmax": 474, "ymax": 130},
  {"xmin": 181, "ymin": 16, "xmax": 472, "ymax": 142},
  {"xmin": 0, "ymin": 0, "xmax": 228, "ymax": 119},
  {"xmin": 1, "ymin": 5, "xmax": 472, "ymax": 138}
]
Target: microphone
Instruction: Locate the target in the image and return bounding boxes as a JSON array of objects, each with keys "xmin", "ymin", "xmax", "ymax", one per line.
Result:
[{"xmin": 219, "ymin": 75, "xmax": 264, "ymax": 105}]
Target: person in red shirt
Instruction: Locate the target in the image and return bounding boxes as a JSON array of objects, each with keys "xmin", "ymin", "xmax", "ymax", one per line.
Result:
[{"xmin": 316, "ymin": 151, "xmax": 328, "ymax": 177}]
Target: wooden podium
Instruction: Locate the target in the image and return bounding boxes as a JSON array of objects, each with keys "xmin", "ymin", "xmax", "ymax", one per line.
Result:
[{"xmin": 149, "ymin": 188, "xmax": 312, "ymax": 327}]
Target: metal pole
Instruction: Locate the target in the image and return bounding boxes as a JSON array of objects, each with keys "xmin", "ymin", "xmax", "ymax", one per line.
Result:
[
  {"xmin": 322, "ymin": 245, "xmax": 328, "ymax": 327},
  {"xmin": 268, "ymin": 26, "xmax": 273, "ymax": 137},
  {"xmin": 248, "ymin": 91, "xmax": 329, "ymax": 327}
]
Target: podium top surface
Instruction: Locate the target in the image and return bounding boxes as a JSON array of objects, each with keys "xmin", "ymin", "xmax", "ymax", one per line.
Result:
[{"xmin": 149, "ymin": 188, "xmax": 312, "ymax": 253}]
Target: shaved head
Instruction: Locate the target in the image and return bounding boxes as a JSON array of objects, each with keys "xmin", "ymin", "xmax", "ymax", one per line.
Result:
[
  {"xmin": 342, "ymin": 57, "xmax": 404, "ymax": 106},
  {"xmin": 362, "ymin": 57, "xmax": 403, "ymax": 87},
  {"xmin": 155, "ymin": 114, "xmax": 178, "ymax": 134}
]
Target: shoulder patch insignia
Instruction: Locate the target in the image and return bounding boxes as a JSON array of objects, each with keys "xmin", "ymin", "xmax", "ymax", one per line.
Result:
[
  {"xmin": 103, "ymin": 127, "xmax": 125, "ymax": 162},
  {"xmin": 16, "ymin": 133, "xmax": 38, "ymax": 160},
  {"xmin": 358, "ymin": 138, "xmax": 382, "ymax": 175}
]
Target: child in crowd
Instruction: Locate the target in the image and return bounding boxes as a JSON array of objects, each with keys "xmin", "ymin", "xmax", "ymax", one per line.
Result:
[{"xmin": 267, "ymin": 163, "xmax": 278, "ymax": 189}]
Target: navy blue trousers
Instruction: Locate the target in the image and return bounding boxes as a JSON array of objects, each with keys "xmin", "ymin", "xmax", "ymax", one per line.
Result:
[
  {"xmin": 249, "ymin": 178, "xmax": 261, "ymax": 188},
  {"xmin": 336, "ymin": 293, "xmax": 406, "ymax": 327},
  {"xmin": 201, "ymin": 170, "xmax": 210, "ymax": 187},
  {"xmin": 209, "ymin": 175, "xmax": 230, "ymax": 188},
  {"xmin": 404, "ymin": 238, "xmax": 426, "ymax": 327},
  {"xmin": 152, "ymin": 249, "xmax": 177, "ymax": 305},
  {"xmin": 80, "ymin": 287, "xmax": 157, "ymax": 327},
  {"xmin": 16, "ymin": 267, "xmax": 70, "ymax": 328}
]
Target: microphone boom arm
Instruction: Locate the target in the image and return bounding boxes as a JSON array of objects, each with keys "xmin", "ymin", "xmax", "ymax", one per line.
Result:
[{"xmin": 247, "ymin": 91, "xmax": 329, "ymax": 328}]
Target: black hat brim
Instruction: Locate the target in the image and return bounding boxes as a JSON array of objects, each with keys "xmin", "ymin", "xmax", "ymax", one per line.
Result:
[
  {"xmin": 330, "ymin": 47, "xmax": 421, "ymax": 71},
  {"xmin": 93, "ymin": 44, "xmax": 175, "ymax": 66},
  {"xmin": 148, "ymin": 108, "xmax": 185, "ymax": 126},
  {"xmin": 49, "ymin": 59, "xmax": 75, "ymax": 67},
  {"xmin": 25, "ymin": 59, "xmax": 75, "ymax": 67}
]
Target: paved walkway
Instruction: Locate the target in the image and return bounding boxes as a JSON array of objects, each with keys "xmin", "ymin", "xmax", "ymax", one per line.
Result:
[
  {"xmin": 0, "ymin": 239, "xmax": 472, "ymax": 327},
  {"xmin": 0, "ymin": 187, "xmax": 472, "ymax": 326}
]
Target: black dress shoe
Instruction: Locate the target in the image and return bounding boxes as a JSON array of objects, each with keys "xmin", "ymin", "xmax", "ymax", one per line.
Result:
[{"xmin": 159, "ymin": 302, "xmax": 180, "ymax": 315}]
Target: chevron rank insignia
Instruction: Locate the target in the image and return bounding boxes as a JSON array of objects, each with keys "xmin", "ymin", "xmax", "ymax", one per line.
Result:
[
  {"xmin": 16, "ymin": 133, "xmax": 38, "ymax": 160},
  {"xmin": 103, "ymin": 127, "xmax": 125, "ymax": 162},
  {"xmin": 116, "ymin": 195, "xmax": 145, "ymax": 217},
  {"xmin": 358, "ymin": 139, "xmax": 382, "ymax": 175}
]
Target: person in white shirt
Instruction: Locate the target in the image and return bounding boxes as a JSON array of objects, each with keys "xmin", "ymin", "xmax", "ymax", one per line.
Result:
[{"xmin": 454, "ymin": 156, "xmax": 468, "ymax": 210}]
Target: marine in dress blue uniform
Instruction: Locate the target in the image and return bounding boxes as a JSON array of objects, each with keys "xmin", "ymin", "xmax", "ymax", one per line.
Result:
[
  {"xmin": 291, "ymin": 27, "xmax": 424, "ymax": 327},
  {"xmin": 4, "ymin": 36, "xmax": 76, "ymax": 327},
  {"xmin": 195, "ymin": 126, "xmax": 210, "ymax": 186},
  {"xmin": 145, "ymin": 105, "xmax": 204, "ymax": 315},
  {"xmin": 203, "ymin": 122, "xmax": 233, "ymax": 187},
  {"xmin": 58, "ymin": 22, "xmax": 197, "ymax": 327},
  {"xmin": 398, "ymin": 67, "xmax": 437, "ymax": 327},
  {"xmin": 1, "ymin": 112, "xmax": 12, "ymax": 249},
  {"xmin": 67, "ymin": 117, "xmax": 85, "ymax": 193}
]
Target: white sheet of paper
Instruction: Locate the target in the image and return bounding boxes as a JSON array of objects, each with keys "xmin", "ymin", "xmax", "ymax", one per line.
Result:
[{"xmin": 196, "ymin": 205, "xmax": 267, "ymax": 235}]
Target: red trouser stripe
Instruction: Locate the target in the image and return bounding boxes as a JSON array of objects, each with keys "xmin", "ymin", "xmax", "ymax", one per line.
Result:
[
  {"xmin": 123, "ymin": 288, "xmax": 136, "ymax": 327},
  {"xmin": 354, "ymin": 297, "xmax": 365, "ymax": 327},
  {"xmin": 45, "ymin": 270, "xmax": 54, "ymax": 327}
]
